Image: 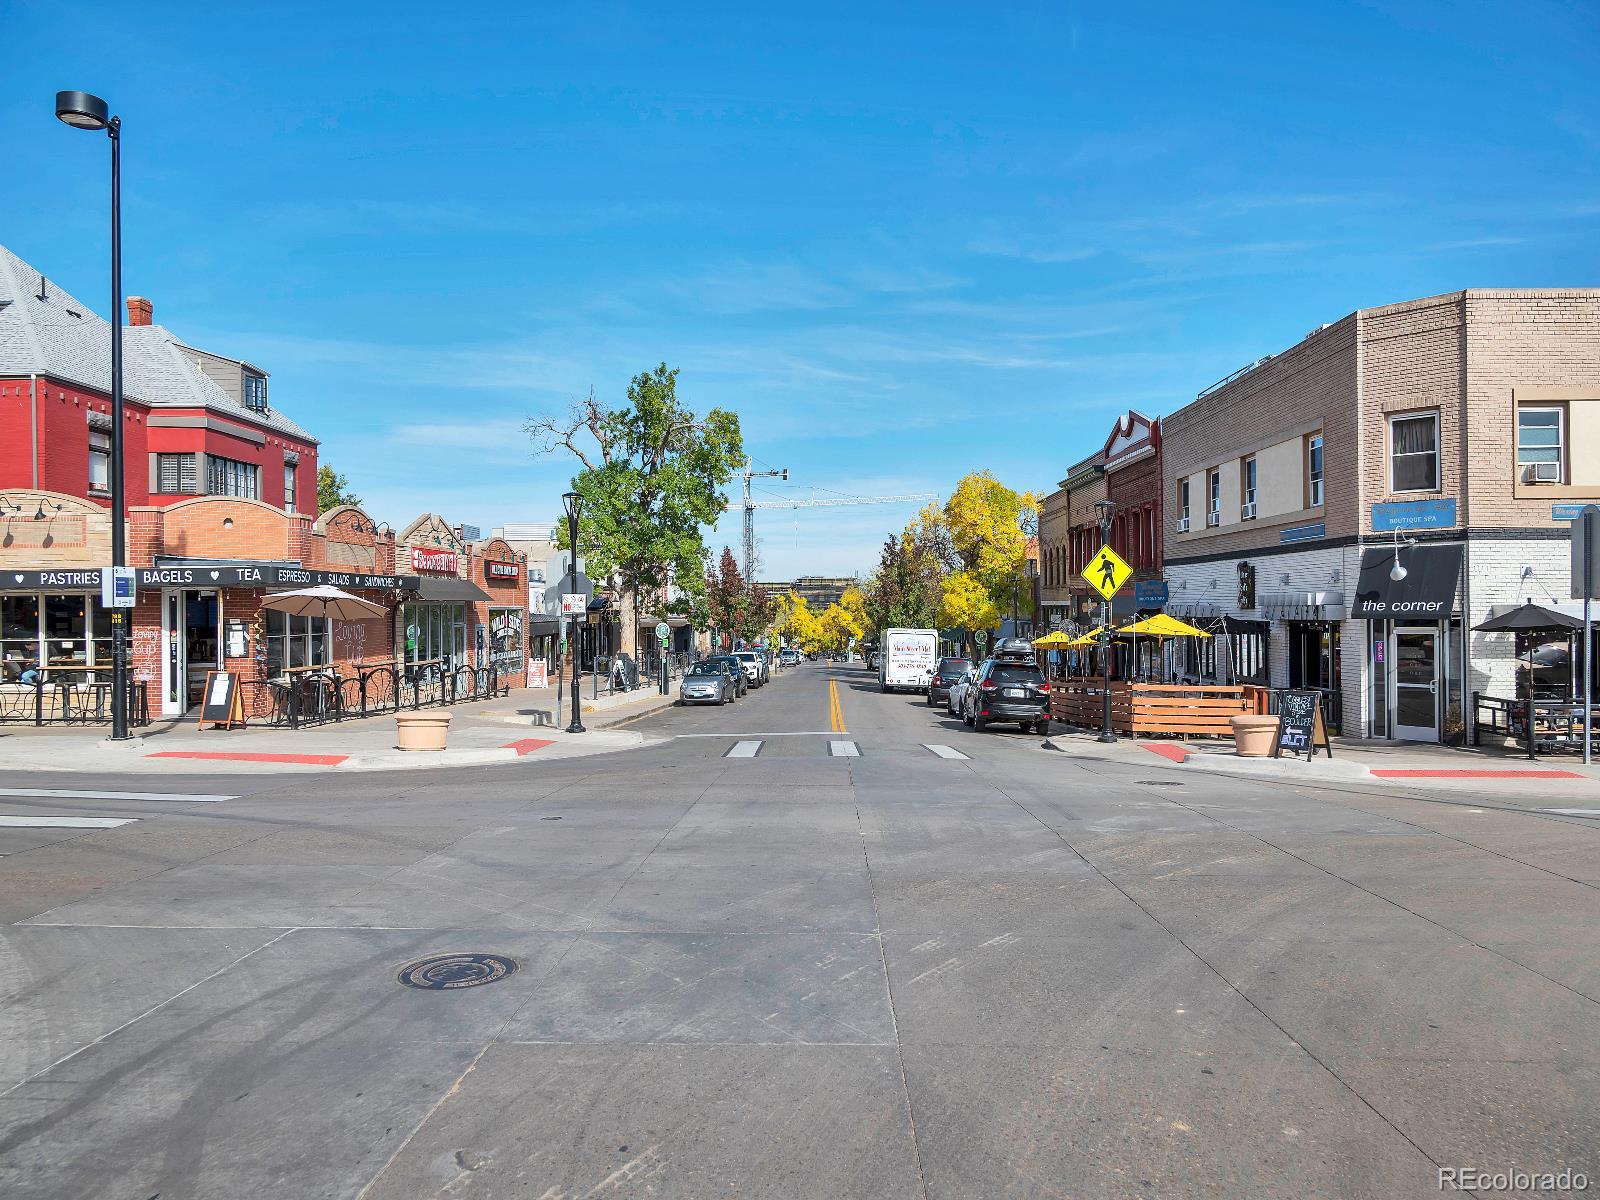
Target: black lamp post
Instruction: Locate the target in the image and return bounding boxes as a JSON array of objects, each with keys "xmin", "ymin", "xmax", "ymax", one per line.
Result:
[
  {"xmin": 562, "ymin": 490, "xmax": 585, "ymax": 734},
  {"xmin": 1094, "ymin": 499, "xmax": 1116, "ymax": 743},
  {"xmin": 56, "ymin": 90, "xmax": 129, "ymax": 741}
]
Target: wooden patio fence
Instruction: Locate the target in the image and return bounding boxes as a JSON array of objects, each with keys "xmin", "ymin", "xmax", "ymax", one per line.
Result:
[{"xmin": 1050, "ymin": 680, "xmax": 1253, "ymax": 737}]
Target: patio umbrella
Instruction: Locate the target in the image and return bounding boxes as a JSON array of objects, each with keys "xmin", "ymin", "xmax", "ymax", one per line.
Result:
[
  {"xmin": 1116, "ymin": 612, "xmax": 1212, "ymax": 682},
  {"xmin": 1474, "ymin": 602, "xmax": 1583, "ymax": 758},
  {"xmin": 1032, "ymin": 630, "xmax": 1073, "ymax": 648},
  {"xmin": 260, "ymin": 585, "xmax": 385, "ymax": 621}
]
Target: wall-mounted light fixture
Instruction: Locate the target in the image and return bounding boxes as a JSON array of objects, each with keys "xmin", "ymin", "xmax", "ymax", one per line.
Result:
[{"xmin": 1388, "ymin": 531, "xmax": 1420, "ymax": 582}]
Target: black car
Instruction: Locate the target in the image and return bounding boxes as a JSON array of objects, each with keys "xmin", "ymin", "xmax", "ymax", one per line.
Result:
[
  {"xmin": 927, "ymin": 657, "xmax": 972, "ymax": 707},
  {"xmin": 707, "ymin": 655, "xmax": 749, "ymax": 696},
  {"xmin": 963, "ymin": 656, "xmax": 1051, "ymax": 733}
]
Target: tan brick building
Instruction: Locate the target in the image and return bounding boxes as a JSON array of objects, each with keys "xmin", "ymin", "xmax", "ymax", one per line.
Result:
[{"xmin": 1162, "ymin": 288, "xmax": 1600, "ymax": 741}]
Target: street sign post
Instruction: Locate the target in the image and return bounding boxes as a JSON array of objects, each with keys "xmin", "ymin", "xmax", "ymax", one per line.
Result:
[
  {"xmin": 1082, "ymin": 544, "xmax": 1132, "ymax": 602},
  {"xmin": 655, "ymin": 621, "xmax": 670, "ymax": 642},
  {"xmin": 561, "ymin": 593, "xmax": 586, "ymax": 616},
  {"xmin": 100, "ymin": 565, "xmax": 136, "ymax": 609},
  {"xmin": 1572, "ymin": 505, "xmax": 1600, "ymax": 765}
]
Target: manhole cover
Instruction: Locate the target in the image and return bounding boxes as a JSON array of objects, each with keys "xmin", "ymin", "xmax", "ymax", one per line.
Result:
[{"xmin": 398, "ymin": 953, "xmax": 517, "ymax": 990}]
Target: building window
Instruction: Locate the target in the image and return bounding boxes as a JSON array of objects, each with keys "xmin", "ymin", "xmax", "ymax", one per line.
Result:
[
  {"xmin": 89, "ymin": 431, "xmax": 111, "ymax": 492},
  {"xmin": 1178, "ymin": 479, "xmax": 1190, "ymax": 527},
  {"xmin": 1308, "ymin": 434, "xmax": 1324, "ymax": 507},
  {"xmin": 1232, "ymin": 629, "xmax": 1268, "ymax": 683},
  {"xmin": 284, "ymin": 463, "xmax": 297, "ymax": 513},
  {"xmin": 1242, "ymin": 457, "xmax": 1258, "ymax": 516},
  {"xmin": 0, "ymin": 593, "xmax": 111, "ymax": 682},
  {"xmin": 1207, "ymin": 470, "xmax": 1221, "ymax": 525},
  {"xmin": 488, "ymin": 607, "xmax": 524, "ymax": 668},
  {"xmin": 265, "ymin": 610, "xmax": 329, "ymax": 678},
  {"xmin": 156, "ymin": 452, "xmax": 198, "ymax": 494},
  {"xmin": 1389, "ymin": 412, "xmax": 1439, "ymax": 493},
  {"xmin": 244, "ymin": 373, "xmax": 267, "ymax": 412},
  {"xmin": 207, "ymin": 456, "xmax": 260, "ymax": 499},
  {"xmin": 1516, "ymin": 407, "xmax": 1564, "ymax": 484}
]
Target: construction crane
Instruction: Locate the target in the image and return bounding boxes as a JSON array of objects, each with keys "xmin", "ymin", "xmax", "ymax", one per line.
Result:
[{"xmin": 739, "ymin": 462, "xmax": 936, "ymax": 579}]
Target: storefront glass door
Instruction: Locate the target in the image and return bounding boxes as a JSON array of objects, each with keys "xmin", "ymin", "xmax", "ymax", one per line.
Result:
[
  {"xmin": 162, "ymin": 589, "xmax": 220, "ymax": 714},
  {"xmin": 1391, "ymin": 627, "xmax": 1439, "ymax": 742}
]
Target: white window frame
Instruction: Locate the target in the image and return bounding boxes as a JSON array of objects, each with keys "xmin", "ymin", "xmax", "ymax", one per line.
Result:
[
  {"xmin": 1208, "ymin": 470, "xmax": 1221, "ymax": 516},
  {"xmin": 283, "ymin": 463, "xmax": 297, "ymax": 513},
  {"xmin": 1178, "ymin": 479, "xmax": 1190, "ymax": 523},
  {"xmin": 1388, "ymin": 411, "xmax": 1440, "ymax": 494},
  {"xmin": 88, "ymin": 430, "xmax": 111, "ymax": 493},
  {"xmin": 157, "ymin": 452, "xmax": 198, "ymax": 495},
  {"xmin": 1515, "ymin": 406, "xmax": 1565, "ymax": 483},
  {"xmin": 1243, "ymin": 457, "xmax": 1258, "ymax": 509},
  {"xmin": 1308, "ymin": 433, "xmax": 1324, "ymax": 507}
]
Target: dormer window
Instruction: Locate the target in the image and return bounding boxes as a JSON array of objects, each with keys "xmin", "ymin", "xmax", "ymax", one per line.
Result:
[{"xmin": 244, "ymin": 372, "xmax": 267, "ymax": 412}]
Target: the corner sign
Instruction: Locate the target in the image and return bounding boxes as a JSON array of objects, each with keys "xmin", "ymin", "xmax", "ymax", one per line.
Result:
[{"xmin": 1372, "ymin": 499, "xmax": 1456, "ymax": 532}]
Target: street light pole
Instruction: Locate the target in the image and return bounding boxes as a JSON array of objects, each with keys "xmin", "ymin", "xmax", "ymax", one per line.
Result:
[
  {"xmin": 562, "ymin": 491, "xmax": 586, "ymax": 734},
  {"xmin": 56, "ymin": 91, "xmax": 128, "ymax": 741},
  {"xmin": 1095, "ymin": 499, "xmax": 1116, "ymax": 743}
]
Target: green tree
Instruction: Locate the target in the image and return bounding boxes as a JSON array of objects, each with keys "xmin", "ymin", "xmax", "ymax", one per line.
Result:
[
  {"xmin": 530, "ymin": 368, "xmax": 744, "ymax": 653},
  {"xmin": 317, "ymin": 465, "xmax": 362, "ymax": 514}
]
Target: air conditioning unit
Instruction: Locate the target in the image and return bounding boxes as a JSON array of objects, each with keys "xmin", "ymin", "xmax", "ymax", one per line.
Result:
[
  {"xmin": 1206, "ymin": 510, "xmax": 1221, "ymax": 527},
  {"xmin": 1523, "ymin": 462, "xmax": 1560, "ymax": 484},
  {"xmin": 1241, "ymin": 502, "xmax": 1257, "ymax": 519},
  {"xmin": 1176, "ymin": 517, "xmax": 1190, "ymax": 533}
]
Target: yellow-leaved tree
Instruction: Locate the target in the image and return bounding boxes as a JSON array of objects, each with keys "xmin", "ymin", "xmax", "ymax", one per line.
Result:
[
  {"xmin": 931, "ymin": 472, "xmax": 1038, "ymax": 655},
  {"xmin": 774, "ymin": 591, "xmax": 823, "ymax": 655}
]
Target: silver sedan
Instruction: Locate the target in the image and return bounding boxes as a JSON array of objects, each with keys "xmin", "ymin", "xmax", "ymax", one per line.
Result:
[{"xmin": 945, "ymin": 667, "xmax": 977, "ymax": 717}]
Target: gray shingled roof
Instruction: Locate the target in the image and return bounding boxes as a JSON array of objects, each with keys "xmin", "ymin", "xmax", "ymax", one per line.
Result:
[{"xmin": 0, "ymin": 243, "xmax": 316, "ymax": 443}]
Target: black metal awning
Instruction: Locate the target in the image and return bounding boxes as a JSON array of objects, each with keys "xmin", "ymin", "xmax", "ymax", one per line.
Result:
[
  {"xmin": 409, "ymin": 575, "xmax": 491, "ymax": 603},
  {"xmin": 1223, "ymin": 616, "xmax": 1270, "ymax": 636},
  {"xmin": 1352, "ymin": 543, "xmax": 1464, "ymax": 620},
  {"xmin": 527, "ymin": 617, "xmax": 560, "ymax": 637}
]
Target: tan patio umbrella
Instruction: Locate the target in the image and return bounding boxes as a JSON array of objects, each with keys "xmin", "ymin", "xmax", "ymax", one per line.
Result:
[{"xmin": 260, "ymin": 585, "xmax": 385, "ymax": 621}]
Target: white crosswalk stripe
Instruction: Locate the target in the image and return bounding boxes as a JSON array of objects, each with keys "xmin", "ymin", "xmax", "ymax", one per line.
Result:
[
  {"xmin": 0, "ymin": 788, "xmax": 234, "ymax": 804},
  {"xmin": 923, "ymin": 744, "xmax": 970, "ymax": 760},
  {"xmin": 725, "ymin": 740, "xmax": 763, "ymax": 758},
  {"xmin": 0, "ymin": 815, "xmax": 139, "ymax": 829},
  {"xmin": 828, "ymin": 740, "xmax": 860, "ymax": 757},
  {"xmin": 1544, "ymin": 809, "xmax": 1600, "ymax": 818}
]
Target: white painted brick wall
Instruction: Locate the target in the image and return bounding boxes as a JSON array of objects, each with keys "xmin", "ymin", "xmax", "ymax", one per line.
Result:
[{"xmin": 1465, "ymin": 537, "xmax": 1573, "ymax": 700}]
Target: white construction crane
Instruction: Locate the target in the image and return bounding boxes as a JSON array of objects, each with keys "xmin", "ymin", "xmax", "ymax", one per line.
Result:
[{"xmin": 738, "ymin": 462, "xmax": 936, "ymax": 579}]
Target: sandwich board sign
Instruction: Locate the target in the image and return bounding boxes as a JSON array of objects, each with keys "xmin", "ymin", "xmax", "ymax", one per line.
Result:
[
  {"xmin": 1082, "ymin": 545, "xmax": 1132, "ymax": 602},
  {"xmin": 1271, "ymin": 689, "xmax": 1332, "ymax": 760},
  {"xmin": 198, "ymin": 670, "xmax": 245, "ymax": 731}
]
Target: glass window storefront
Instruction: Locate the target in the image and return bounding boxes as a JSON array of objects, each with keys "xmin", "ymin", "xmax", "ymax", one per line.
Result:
[
  {"xmin": 1, "ymin": 593, "xmax": 111, "ymax": 682},
  {"xmin": 265, "ymin": 610, "xmax": 330, "ymax": 678},
  {"xmin": 488, "ymin": 607, "xmax": 524, "ymax": 669},
  {"xmin": 401, "ymin": 602, "xmax": 467, "ymax": 671}
]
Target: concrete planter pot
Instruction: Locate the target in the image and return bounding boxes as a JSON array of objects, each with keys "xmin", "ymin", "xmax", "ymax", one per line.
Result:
[
  {"xmin": 395, "ymin": 711, "xmax": 451, "ymax": 751},
  {"xmin": 1230, "ymin": 714, "xmax": 1278, "ymax": 757}
]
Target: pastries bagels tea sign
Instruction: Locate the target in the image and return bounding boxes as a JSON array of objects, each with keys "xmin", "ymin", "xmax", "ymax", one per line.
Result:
[{"xmin": 410, "ymin": 547, "xmax": 459, "ymax": 574}]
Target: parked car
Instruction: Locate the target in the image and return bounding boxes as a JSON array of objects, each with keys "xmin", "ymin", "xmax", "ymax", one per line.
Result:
[
  {"xmin": 928, "ymin": 657, "xmax": 973, "ymax": 707},
  {"xmin": 963, "ymin": 653, "xmax": 1051, "ymax": 733},
  {"xmin": 679, "ymin": 660, "xmax": 738, "ymax": 706},
  {"xmin": 778, "ymin": 648, "xmax": 802, "ymax": 668},
  {"xmin": 708, "ymin": 655, "xmax": 749, "ymax": 696},
  {"xmin": 734, "ymin": 650, "xmax": 767, "ymax": 687},
  {"xmin": 945, "ymin": 665, "xmax": 977, "ymax": 718}
]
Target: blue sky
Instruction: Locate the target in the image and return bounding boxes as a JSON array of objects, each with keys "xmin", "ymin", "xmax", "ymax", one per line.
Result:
[{"xmin": 4, "ymin": 1, "xmax": 1597, "ymax": 578}]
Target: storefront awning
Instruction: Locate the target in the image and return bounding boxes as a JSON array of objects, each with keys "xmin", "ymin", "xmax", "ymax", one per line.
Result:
[
  {"xmin": 1224, "ymin": 616, "xmax": 1270, "ymax": 636},
  {"xmin": 528, "ymin": 617, "xmax": 559, "ymax": 637},
  {"xmin": 1352, "ymin": 543, "xmax": 1463, "ymax": 620},
  {"xmin": 409, "ymin": 575, "xmax": 491, "ymax": 603}
]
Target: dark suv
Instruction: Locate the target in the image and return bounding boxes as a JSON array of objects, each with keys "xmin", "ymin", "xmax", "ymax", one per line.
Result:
[
  {"xmin": 963, "ymin": 655, "xmax": 1051, "ymax": 733},
  {"xmin": 927, "ymin": 657, "xmax": 972, "ymax": 707}
]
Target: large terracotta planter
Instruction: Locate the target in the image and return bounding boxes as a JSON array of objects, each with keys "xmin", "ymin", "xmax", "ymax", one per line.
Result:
[
  {"xmin": 1230, "ymin": 714, "xmax": 1278, "ymax": 757},
  {"xmin": 396, "ymin": 711, "xmax": 451, "ymax": 751}
]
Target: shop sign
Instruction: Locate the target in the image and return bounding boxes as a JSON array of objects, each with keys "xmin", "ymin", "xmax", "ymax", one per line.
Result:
[
  {"xmin": 1351, "ymin": 543, "xmax": 1464, "ymax": 618},
  {"xmin": 128, "ymin": 565, "xmax": 410, "ymax": 589},
  {"xmin": 1554, "ymin": 503, "xmax": 1592, "ymax": 521},
  {"xmin": 410, "ymin": 547, "xmax": 459, "ymax": 574},
  {"xmin": 1279, "ymin": 522, "xmax": 1326, "ymax": 545},
  {"xmin": 3, "ymin": 568, "xmax": 104, "ymax": 589},
  {"xmin": 1133, "ymin": 580, "xmax": 1169, "ymax": 608},
  {"xmin": 1372, "ymin": 498, "xmax": 1457, "ymax": 532},
  {"xmin": 486, "ymin": 561, "xmax": 520, "ymax": 580}
]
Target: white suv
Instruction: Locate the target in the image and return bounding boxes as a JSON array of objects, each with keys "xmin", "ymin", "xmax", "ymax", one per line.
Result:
[{"xmin": 734, "ymin": 651, "xmax": 766, "ymax": 687}]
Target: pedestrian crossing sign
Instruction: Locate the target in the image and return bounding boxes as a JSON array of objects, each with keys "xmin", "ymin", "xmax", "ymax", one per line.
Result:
[{"xmin": 1082, "ymin": 544, "xmax": 1132, "ymax": 601}]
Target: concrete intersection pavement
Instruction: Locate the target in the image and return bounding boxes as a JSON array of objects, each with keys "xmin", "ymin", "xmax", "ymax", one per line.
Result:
[{"xmin": 1, "ymin": 659, "xmax": 1597, "ymax": 1198}]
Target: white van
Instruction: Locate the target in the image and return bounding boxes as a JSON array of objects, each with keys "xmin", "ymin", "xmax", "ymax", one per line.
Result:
[{"xmin": 878, "ymin": 628, "xmax": 937, "ymax": 693}]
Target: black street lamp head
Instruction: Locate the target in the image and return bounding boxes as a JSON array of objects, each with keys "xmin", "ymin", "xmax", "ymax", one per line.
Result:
[
  {"xmin": 56, "ymin": 90, "xmax": 110, "ymax": 131},
  {"xmin": 561, "ymin": 490, "xmax": 581, "ymax": 522}
]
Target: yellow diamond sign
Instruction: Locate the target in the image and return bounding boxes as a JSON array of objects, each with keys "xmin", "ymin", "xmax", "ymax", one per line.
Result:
[{"xmin": 1081, "ymin": 544, "xmax": 1132, "ymax": 601}]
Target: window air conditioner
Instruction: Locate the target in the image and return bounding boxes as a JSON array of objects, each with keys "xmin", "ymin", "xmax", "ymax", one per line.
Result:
[
  {"xmin": 1523, "ymin": 462, "xmax": 1560, "ymax": 484},
  {"xmin": 1175, "ymin": 517, "xmax": 1190, "ymax": 533},
  {"xmin": 1206, "ymin": 510, "xmax": 1221, "ymax": 527},
  {"xmin": 1241, "ymin": 502, "xmax": 1257, "ymax": 519}
]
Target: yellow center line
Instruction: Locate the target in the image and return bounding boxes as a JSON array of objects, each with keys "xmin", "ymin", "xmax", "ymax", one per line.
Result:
[{"xmin": 828, "ymin": 678, "xmax": 847, "ymax": 733}]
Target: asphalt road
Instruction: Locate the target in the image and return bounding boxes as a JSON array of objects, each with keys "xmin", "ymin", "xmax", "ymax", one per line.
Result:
[{"xmin": 1, "ymin": 660, "xmax": 1598, "ymax": 1198}]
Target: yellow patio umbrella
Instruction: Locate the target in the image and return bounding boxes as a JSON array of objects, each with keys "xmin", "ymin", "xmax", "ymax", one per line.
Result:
[
  {"xmin": 1032, "ymin": 630, "xmax": 1073, "ymax": 648},
  {"xmin": 1067, "ymin": 626, "xmax": 1108, "ymax": 647},
  {"xmin": 1114, "ymin": 613, "xmax": 1212, "ymax": 639}
]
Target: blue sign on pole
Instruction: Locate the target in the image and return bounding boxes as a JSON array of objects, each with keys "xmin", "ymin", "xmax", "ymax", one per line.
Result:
[
  {"xmin": 1134, "ymin": 580, "xmax": 1169, "ymax": 608},
  {"xmin": 1372, "ymin": 498, "xmax": 1457, "ymax": 531}
]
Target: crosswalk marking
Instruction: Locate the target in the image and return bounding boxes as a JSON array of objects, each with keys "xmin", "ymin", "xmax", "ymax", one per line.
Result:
[
  {"xmin": 0, "ymin": 815, "xmax": 139, "ymax": 829},
  {"xmin": 828, "ymin": 740, "xmax": 860, "ymax": 757},
  {"xmin": 725, "ymin": 740, "xmax": 763, "ymax": 758},
  {"xmin": 1544, "ymin": 809, "xmax": 1600, "ymax": 818},
  {"xmin": 923, "ymin": 744, "xmax": 970, "ymax": 760},
  {"xmin": 0, "ymin": 788, "xmax": 234, "ymax": 804}
]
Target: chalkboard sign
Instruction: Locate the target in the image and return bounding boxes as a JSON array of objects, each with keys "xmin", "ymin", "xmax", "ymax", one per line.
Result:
[
  {"xmin": 1272, "ymin": 689, "xmax": 1331, "ymax": 760},
  {"xmin": 197, "ymin": 670, "xmax": 246, "ymax": 731}
]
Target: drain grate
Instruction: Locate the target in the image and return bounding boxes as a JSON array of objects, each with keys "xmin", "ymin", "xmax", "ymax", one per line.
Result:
[{"xmin": 398, "ymin": 952, "xmax": 517, "ymax": 991}]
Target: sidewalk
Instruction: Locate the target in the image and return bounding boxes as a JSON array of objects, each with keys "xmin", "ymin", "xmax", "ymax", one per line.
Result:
[
  {"xmin": 1041, "ymin": 727, "xmax": 1600, "ymax": 792},
  {"xmin": 0, "ymin": 685, "xmax": 675, "ymax": 774}
]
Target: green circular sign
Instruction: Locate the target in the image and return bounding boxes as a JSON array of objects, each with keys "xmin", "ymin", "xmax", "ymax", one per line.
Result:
[
  {"xmin": 655, "ymin": 621, "xmax": 670, "ymax": 640},
  {"xmin": 976, "ymin": 630, "xmax": 988, "ymax": 645}
]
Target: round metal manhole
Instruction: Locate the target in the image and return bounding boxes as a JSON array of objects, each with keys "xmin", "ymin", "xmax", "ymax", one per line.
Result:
[{"xmin": 397, "ymin": 953, "xmax": 517, "ymax": 991}]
